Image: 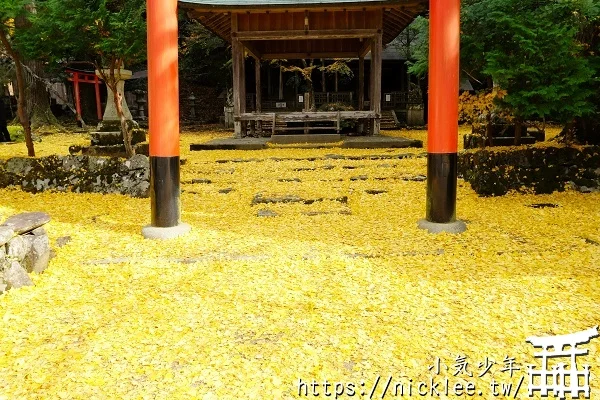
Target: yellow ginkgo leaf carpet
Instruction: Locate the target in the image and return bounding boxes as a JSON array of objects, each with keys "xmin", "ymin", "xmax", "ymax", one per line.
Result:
[{"xmin": 0, "ymin": 128, "xmax": 598, "ymax": 399}]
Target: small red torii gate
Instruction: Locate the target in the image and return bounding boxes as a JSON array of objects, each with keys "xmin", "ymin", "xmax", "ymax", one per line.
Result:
[
  {"xmin": 143, "ymin": 0, "xmax": 463, "ymax": 238},
  {"xmin": 65, "ymin": 69, "xmax": 103, "ymax": 121}
]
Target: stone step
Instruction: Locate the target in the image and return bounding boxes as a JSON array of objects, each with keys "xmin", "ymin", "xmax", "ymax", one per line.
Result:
[
  {"xmin": 91, "ymin": 130, "xmax": 147, "ymax": 146},
  {"xmin": 270, "ymin": 134, "xmax": 342, "ymax": 144},
  {"xmin": 78, "ymin": 142, "xmax": 149, "ymax": 157}
]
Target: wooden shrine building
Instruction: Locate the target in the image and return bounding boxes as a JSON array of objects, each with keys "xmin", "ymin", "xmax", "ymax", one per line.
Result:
[
  {"xmin": 180, "ymin": 0, "xmax": 428, "ymax": 137},
  {"xmin": 144, "ymin": 0, "xmax": 461, "ymax": 237}
]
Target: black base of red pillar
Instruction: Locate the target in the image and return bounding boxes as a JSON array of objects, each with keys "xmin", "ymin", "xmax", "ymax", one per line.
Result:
[
  {"xmin": 150, "ymin": 156, "xmax": 181, "ymax": 228},
  {"xmin": 142, "ymin": 155, "xmax": 190, "ymax": 239},
  {"xmin": 426, "ymin": 153, "xmax": 457, "ymax": 224},
  {"xmin": 419, "ymin": 152, "xmax": 466, "ymax": 234}
]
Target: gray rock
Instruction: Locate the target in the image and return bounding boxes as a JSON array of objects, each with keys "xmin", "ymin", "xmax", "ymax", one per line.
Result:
[
  {"xmin": 31, "ymin": 226, "xmax": 47, "ymax": 236},
  {"xmin": 191, "ymin": 178, "xmax": 212, "ymax": 184},
  {"xmin": 1, "ymin": 212, "xmax": 51, "ymax": 234},
  {"xmin": 565, "ymin": 181, "xmax": 578, "ymax": 191},
  {"xmin": 257, "ymin": 209, "xmax": 278, "ymax": 217},
  {"xmin": 125, "ymin": 180, "xmax": 150, "ymax": 198},
  {"xmin": 62, "ymin": 155, "xmax": 86, "ymax": 171},
  {"xmin": 87, "ymin": 156, "xmax": 108, "ymax": 173},
  {"xmin": 278, "ymin": 178, "xmax": 301, "ymax": 183},
  {"xmin": 68, "ymin": 145, "xmax": 83, "ymax": 155},
  {"xmin": 56, "ymin": 236, "xmax": 72, "ymax": 248},
  {"xmin": 365, "ymin": 189, "xmax": 388, "ymax": 195},
  {"xmin": 123, "ymin": 154, "xmax": 149, "ymax": 171},
  {"xmin": 219, "ymin": 188, "xmax": 234, "ymax": 194},
  {"xmin": 402, "ymin": 175, "xmax": 427, "ymax": 182},
  {"xmin": 0, "ymin": 244, "xmax": 6, "ymax": 261},
  {"xmin": 4, "ymin": 261, "xmax": 33, "ymax": 289},
  {"xmin": 350, "ymin": 175, "xmax": 368, "ymax": 181},
  {"xmin": 252, "ymin": 193, "xmax": 303, "ymax": 205},
  {"xmin": 24, "ymin": 235, "xmax": 50, "ymax": 274},
  {"xmin": 5, "ymin": 158, "xmax": 36, "ymax": 175},
  {"xmin": 6, "ymin": 236, "xmax": 31, "ymax": 262},
  {"xmin": 0, "ymin": 226, "xmax": 14, "ymax": 246}
]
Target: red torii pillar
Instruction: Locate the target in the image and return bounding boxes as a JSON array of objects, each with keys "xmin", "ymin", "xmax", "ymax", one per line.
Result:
[
  {"xmin": 67, "ymin": 70, "xmax": 103, "ymax": 121},
  {"xmin": 418, "ymin": 0, "xmax": 466, "ymax": 234},
  {"xmin": 142, "ymin": 0, "xmax": 190, "ymax": 239}
]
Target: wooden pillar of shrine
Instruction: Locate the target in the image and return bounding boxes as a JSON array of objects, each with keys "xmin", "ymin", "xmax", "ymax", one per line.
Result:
[
  {"xmin": 255, "ymin": 59, "xmax": 262, "ymax": 135},
  {"xmin": 369, "ymin": 29, "xmax": 383, "ymax": 136},
  {"xmin": 232, "ymin": 14, "xmax": 247, "ymax": 138}
]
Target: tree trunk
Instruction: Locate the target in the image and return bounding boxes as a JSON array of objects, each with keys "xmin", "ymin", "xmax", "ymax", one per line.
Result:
[
  {"xmin": 302, "ymin": 59, "xmax": 316, "ymax": 111},
  {"xmin": 558, "ymin": 117, "xmax": 600, "ymax": 145},
  {"xmin": 514, "ymin": 118, "xmax": 523, "ymax": 146},
  {"xmin": 25, "ymin": 60, "xmax": 58, "ymax": 129},
  {"xmin": 15, "ymin": 2, "xmax": 57, "ymax": 130},
  {"xmin": 563, "ymin": 119, "xmax": 576, "ymax": 144},
  {"xmin": 485, "ymin": 113, "xmax": 494, "ymax": 147},
  {"xmin": 321, "ymin": 59, "xmax": 326, "ymax": 93},
  {"xmin": 0, "ymin": 31, "xmax": 34, "ymax": 156},
  {"xmin": 16, "ymin": 61, "xmax": 34, "ymax": 156},
  {"xmin": 279, "ymin": 67, "xmax": 284, "ymax": 100},
  {"xmin": 115, "ymin": 85, "xmax": 133, "ymax": 158},
  {"xmin": 419, "ymin": 75, "xmax": 428, "ymax": 125},
  {"xmin": 334, "ymin": 71, "xmax": 338, "ymax": 93},
  {"xmin": 104, "ymin": 60, "xmax": 134, "ymax": 158}
]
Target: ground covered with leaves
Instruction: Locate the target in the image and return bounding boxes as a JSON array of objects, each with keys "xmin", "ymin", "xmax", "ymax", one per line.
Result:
[{"xmin": 0, "ymin": 128, "xmax": 598, "ymax": 399}]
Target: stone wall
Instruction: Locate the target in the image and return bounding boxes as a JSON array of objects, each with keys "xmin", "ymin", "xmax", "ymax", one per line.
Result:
[
  {"xmin": 458, "ymin": 146, "xmax": 600, "ymax": 196},
  {"xmin": 0, "ymin": 154, "xmax": 149, "ymax": 198},
  {"xmin": 0, "ymin": 212, "xmax": 51, "ymax": 293}
]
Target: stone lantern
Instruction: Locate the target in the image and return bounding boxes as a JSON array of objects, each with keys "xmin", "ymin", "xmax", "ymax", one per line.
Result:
[
  {"xmin": 188, "ymin": 93, "xmax": 196, "ymax": 119},
  {"xmin": 82, "ymin": 65, "xmax": 147, "ymax": 157},
  {"xmin": 95, "ymin": 66, "xmax": 137, "ymax": 130}
]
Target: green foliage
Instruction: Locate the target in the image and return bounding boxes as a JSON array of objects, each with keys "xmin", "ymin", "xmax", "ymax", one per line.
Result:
[
  {"xmin": 0, "ymin": 56, "xmax": 13, "ymax": 85},
  {"xmin": 17, "ymin": 0, "xmax": 146, "ymax": 70},
  {"xmin": 0, "ymin": 0, "xmax": 29, "ymax": 55},
  {"xmin": 391, "ymin": 17, "xmax": 422, "ymax": 61},
  {"xmin": 406, "ymin": 0, "xmax": 599, "ymax": 125},
  {"xmin": 0, "ymin": 0, "xmax": 28, "ymax": 24},
  {"xmin": 480, "ymin": 0, "xmax": 596, "ymax": 122},
  {"xmin": 404, "ymin": 16, "xmax": 429, "ymax": 77},
  {"xmin": 179, "ymin": 17, "xmax": 230, "ymax": 89}
]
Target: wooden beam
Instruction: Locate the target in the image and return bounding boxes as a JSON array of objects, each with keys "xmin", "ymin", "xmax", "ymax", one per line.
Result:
[
  {"xmin": 237, "ymin": 110, "xmax": 376, "ymax": 122},
  {"xmin": 240, "ymin": 44, "xmax": 247, "ymax": 135},
  {"xmin": 359, "ymin": 40, "xmax": 372, "ymax": 58},
  {"xmin": 262, "ymin": 52, "xmax": 358, "ymax": 60},
  {"xmin": 255, "ymin": 59, "xmax": 262, "ymax": 134},
  {"xmin": 232, "ymin": 14, "xmax": 244, "ymax": 137},
  {"xmin": 370, "ymin": 31, "xmax": 383, "ymax": 136},
  {"xmin": 180, "ymin": 2, "xmax": 425, "ymax": 14},
  {"xmin": 241, "ymin": 41, "xmax": 262, "ymax": 60},
  {"xmin": 358, "ymin": 56, "xmax": 364, "ymax": 111},
  {"xmin": 234, "ymin": 29, "xmax": 378, "ymax": 41}
]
